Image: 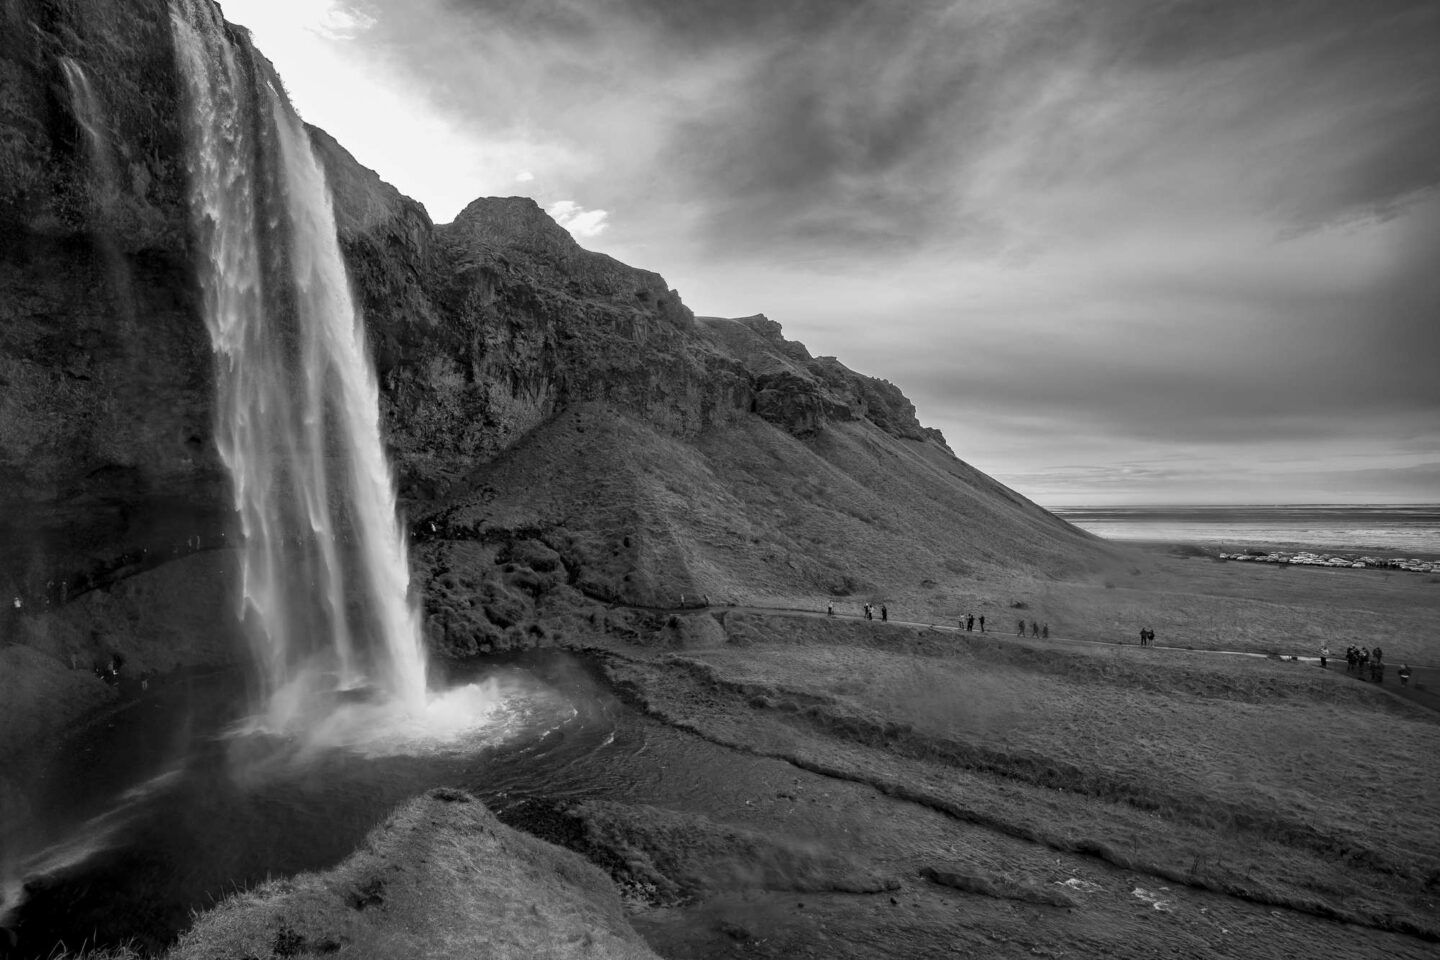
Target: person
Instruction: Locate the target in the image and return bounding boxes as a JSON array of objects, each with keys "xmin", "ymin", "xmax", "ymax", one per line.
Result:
[
  {"xmin": 881, "ymin": 604, "xmax": 888, "ymax": 622},
  {"xmin": 966, "ymin": 614, "xmax": 974, "ymax": 632},
  {"xmin": 864, "ymin": 603, "xmax": 873, "ymax": 621},
  {"xmin": 1042, "ymin": 623, "xmax": 1049, "ymax": 639},
  {"xmin": 827, "ymin": 602, "xmax": 834, "ymax": 617},
  {"xmin": 1399, "ymin": 663, "xmax": 1412, "ymax": 686},
  {"xmin": 1373, "ymin": 645, "xmax": 1383, "ymax": 663},
  {"xmin": 978, "ymin": 615, "xmax": 985, "ymax": 633},
  {"xmin": 1030, "ymin": 620, "xmax": 1039, "ymax": 638},
  {"xmin": 1139, "ymin": 627, "xmax": 1146, "ymax": 646},
  {"xmin": 1017, "ymin": 619, "xmax": 1025, "ymax": 637},
  {"xmin": 1319, "ymin": 644, "xmax": 1329, "ymax": 668}
]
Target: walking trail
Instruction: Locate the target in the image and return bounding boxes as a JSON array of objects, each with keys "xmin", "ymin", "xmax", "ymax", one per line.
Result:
[{"xmin": 609, "ymin": 598, "xmax": 1440, "ymax": 715}]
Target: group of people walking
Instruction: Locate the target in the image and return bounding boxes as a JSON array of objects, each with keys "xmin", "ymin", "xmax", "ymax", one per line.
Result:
[
  {"xmin": 1340, "ymin": 644, "xmax": 1411, "ymax": 684},
  {"xmin": 1346, "ymin": 644, "xmax": 1382, "ymax": 681},
  {"xmin": 821, "ymin": 601, "xmax": 1419, "ymax": 692}
]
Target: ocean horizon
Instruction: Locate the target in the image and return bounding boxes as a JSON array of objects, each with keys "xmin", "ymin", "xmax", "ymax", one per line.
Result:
[{"xmin": 1050, "ymin": 503, "xmax": 1440, "ymax": 558}]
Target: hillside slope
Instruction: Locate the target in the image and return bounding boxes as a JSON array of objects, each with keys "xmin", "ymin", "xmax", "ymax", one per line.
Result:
[
  {"xmin": 301, "ymin": 121, "xmax": 1123, "ymax": 653},
  {"xmin": 412, "ymin": 400, "xmax": 1115, "ymax": 658}
]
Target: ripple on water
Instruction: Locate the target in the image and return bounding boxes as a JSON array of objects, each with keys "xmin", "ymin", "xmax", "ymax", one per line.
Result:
[{"xmin": 228, "ymin": 671, "xmax": 578, "ymax": 766}]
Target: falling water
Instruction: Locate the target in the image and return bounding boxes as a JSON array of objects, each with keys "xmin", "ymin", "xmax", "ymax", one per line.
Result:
[
  {"xmin": 57, "ymin": 54, "xmax": 139, "ymax": 337},
  {"xmin": 58, "ymin": 56, "xmax": 121, "ymax": 214},
  {"xmin": 2, "ymin": 7, "xmax": 543, "ymax": 944},
  {"xmin": 169, "ymin": 0, "xmax": 427, "ymax": 730}
]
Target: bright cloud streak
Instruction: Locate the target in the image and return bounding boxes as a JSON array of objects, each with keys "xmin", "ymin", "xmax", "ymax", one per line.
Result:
[
  {"xmin": 546, "ymin": 200, "xmax": 610, "ymax": 239},
  {"xmin": 218, "ymin": 0, "xmax": 564, "ymax": 220}
]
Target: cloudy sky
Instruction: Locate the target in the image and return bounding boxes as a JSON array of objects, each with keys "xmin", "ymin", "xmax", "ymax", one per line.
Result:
[{"xmin": 224, "ymin": 0, "xmax": 1440, "ymax": 505}]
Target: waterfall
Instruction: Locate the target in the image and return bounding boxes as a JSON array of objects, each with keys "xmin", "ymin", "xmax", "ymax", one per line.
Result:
[
  {"xmin": 58, "ymin": 54, "xmax": 138, "ymax": 335},
  {"xmin": 168, "ymin": 0, "xmax": 427, "ymax": 730},
  {"xmin": 58, "ymin": 56, "xmax": 121, "ymax": 215}
]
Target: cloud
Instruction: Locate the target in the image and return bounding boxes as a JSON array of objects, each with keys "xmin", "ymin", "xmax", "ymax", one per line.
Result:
[
  {"xmin": 515, "ymin": 170, "xmax": 535, "ymax": 182},
  {"xmin": 222, "ymin": 0, "xmax": 374, "ymax": 40},
  {"xmin": 547, "ymin": 200, "xmax": 610, "ymax": 238}
]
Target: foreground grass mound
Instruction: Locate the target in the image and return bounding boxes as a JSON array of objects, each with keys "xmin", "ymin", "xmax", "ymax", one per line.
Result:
[{"xmin": 168, "ymin": 789, "xmax": 660, "ymax": 960}]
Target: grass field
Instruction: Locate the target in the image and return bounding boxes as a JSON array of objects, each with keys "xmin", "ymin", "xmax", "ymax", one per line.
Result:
[{"xmin": 588, "ymin": 602, "xmax": 1440, "ymax": 956}]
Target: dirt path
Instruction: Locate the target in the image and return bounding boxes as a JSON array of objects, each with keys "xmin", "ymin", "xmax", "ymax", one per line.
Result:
[{"xmin": 610, "ymin": 598, "xmax": 1440, "ymax": 715}]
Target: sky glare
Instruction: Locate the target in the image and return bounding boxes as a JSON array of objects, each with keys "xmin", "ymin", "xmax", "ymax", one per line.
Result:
[{"xmin": 222, "ymin": 0, "xmax": 1440, "ymax": 505}]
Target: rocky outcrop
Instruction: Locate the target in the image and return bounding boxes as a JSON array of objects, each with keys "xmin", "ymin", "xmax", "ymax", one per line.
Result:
[
  {"xmin": 699, "ymin": 313, "xmax": 948, "ymax": 444},
  {"xmin": 168, "ymin": 789, "xmax": 662, "ymax": 960},
  {"xmin": 311, "ymin": 137, "xmax": 953, "ymax": 495},
  {"xmin": 360, "ymin": 193, "xmax": 755, "ymax": 500}
]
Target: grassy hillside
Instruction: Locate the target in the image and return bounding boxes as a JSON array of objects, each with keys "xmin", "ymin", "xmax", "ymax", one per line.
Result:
[{"xmin": 410, "ymin": 400, "xmax": 1121, "ymax": 656}]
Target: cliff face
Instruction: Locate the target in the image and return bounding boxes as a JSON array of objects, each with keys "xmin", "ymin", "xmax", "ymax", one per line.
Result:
[
  {"xmin": 309, "ymin": 113, "xmax": 949, "ymax": 503},
  {"xmin": 1, "ymin": 0, "xmax": 228, "ymax": 604}
]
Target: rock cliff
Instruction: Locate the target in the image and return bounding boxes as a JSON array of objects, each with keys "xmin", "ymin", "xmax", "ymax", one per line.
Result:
[
  {"xmin": 307, "ymin": 124, "xmax": 950, "ymax": 499},
  {"xmin": 1, "ymin": 0, "xmax": 228, "ymax": 606}
]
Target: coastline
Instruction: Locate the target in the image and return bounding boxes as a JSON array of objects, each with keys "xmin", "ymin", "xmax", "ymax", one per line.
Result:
[
  {"xmin": 1053, "ymin": 504, "xmax": 1440, "ymax": 566},
  {"xmin": 1118, "ymin": 537, "xmax": 1440, "ymax": 566},
  {"xmin": 1123, "ymin": 538, "xmax": 1440, "ymax": 567}
]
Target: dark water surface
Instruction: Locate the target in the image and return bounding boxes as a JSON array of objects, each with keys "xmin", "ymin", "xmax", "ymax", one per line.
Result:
[
  {"xmin": 5, "ymin": 653, "xmax": 646, "ymax": 958},
  {"xmin": 1053, "ymin": 503, "xmax": 1440, "ymax": 557}
]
